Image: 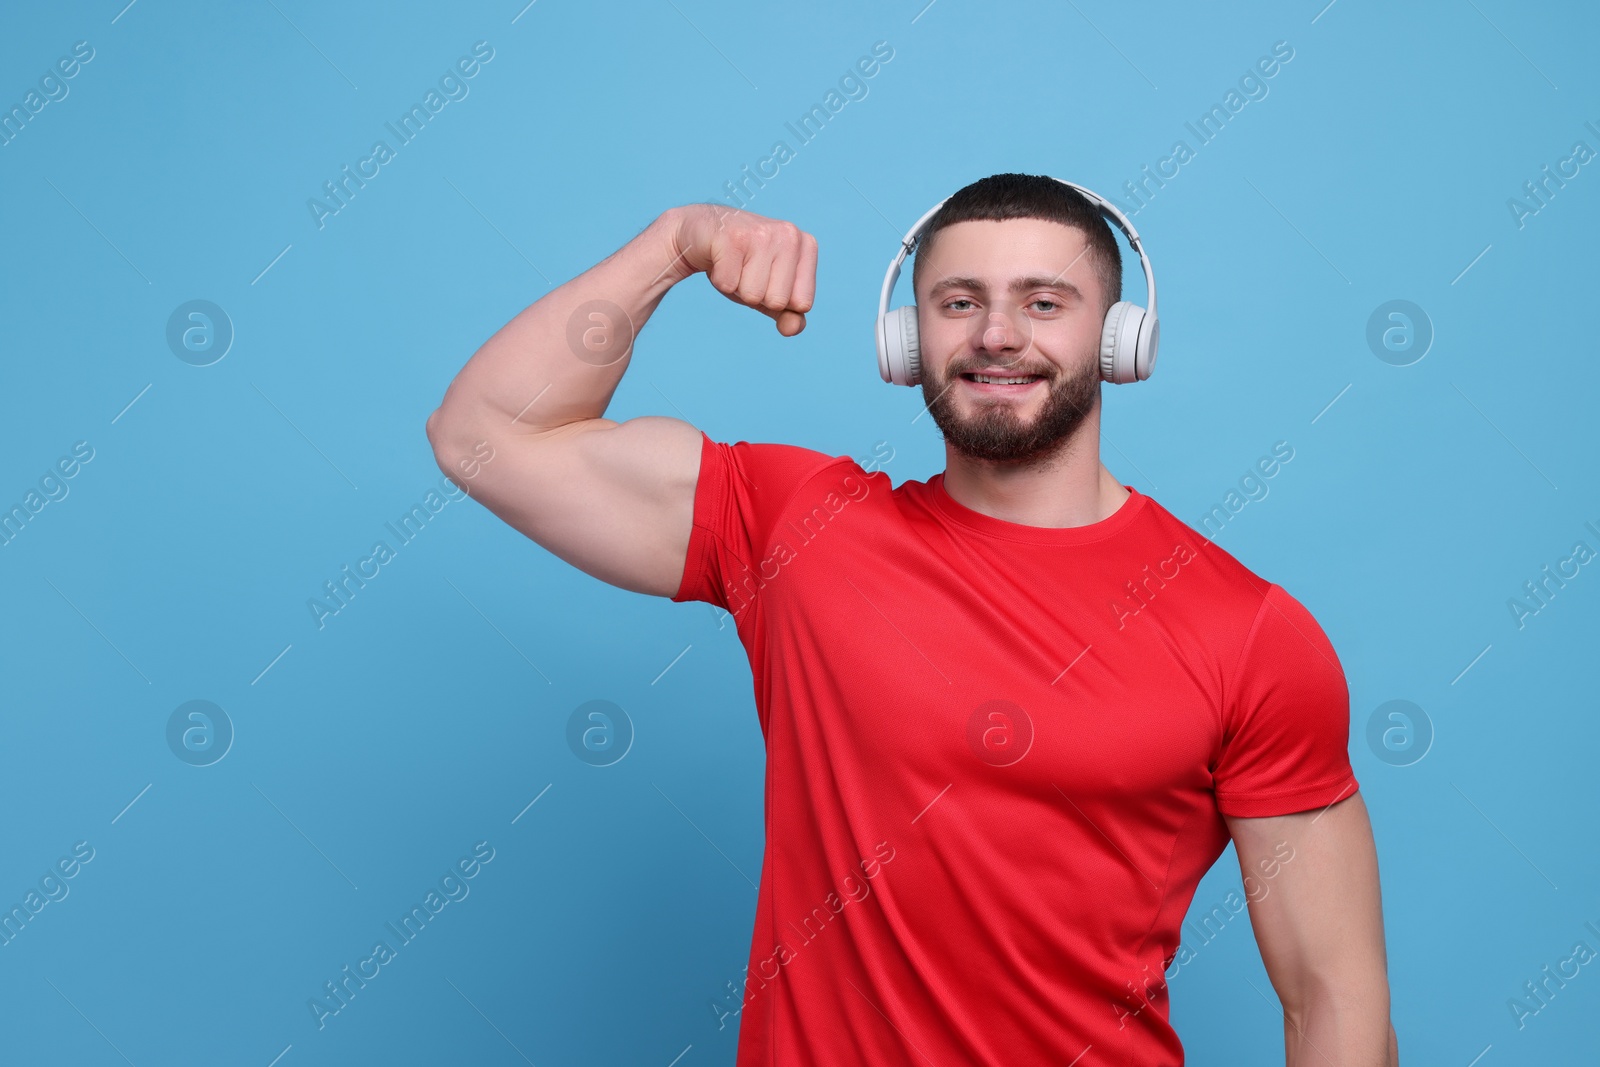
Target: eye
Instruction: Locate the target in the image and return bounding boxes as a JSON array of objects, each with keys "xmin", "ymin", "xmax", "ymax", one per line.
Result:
[
  {"xmin": 1030, "ymin": 299, "xmax": 1059, "ymax": 312},
  {"xmin": 943, "ymin": 298, "xmax": 975, "ymax": 311}
]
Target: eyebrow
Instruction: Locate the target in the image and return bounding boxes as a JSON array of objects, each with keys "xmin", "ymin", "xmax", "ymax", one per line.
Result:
[{"xmin": 926, "ymin": 275, "xmax": 1083, "ymax": 300}]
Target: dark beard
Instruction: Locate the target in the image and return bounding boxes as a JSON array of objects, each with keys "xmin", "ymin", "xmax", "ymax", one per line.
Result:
[{"xmin": 921, "ymin": 352, "xmax": 1102, "ymax": 465}]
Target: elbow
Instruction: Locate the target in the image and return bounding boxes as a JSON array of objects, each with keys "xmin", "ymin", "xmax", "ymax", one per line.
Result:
[
  {"xmin": 425, "ymin": 405, "xmax": 471, "ymax": 479},
  {"xmin": 425, "ymin": 406, "xmax": 450, "ymax": 467},
  {"xmin": 425, "ymin": 406, "xmax": 446, "ymax": 451},
  {"xmin": 426, "ymin": 403, "xmax": 472, "ymax": 458},
  {"xmin": 426, "ymin": 407, "xmax": 500, "ymax": 490}
]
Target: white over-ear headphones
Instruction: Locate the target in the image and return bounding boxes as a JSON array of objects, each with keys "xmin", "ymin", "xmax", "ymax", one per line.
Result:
[{"xmin": 875, "ymin": 178, "xmax": 1160, "ymax": 387}]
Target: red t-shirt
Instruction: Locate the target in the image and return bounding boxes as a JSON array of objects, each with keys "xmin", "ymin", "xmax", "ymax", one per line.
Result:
[{"xmin": 671, "ymin": 432, "xmax": 1359, "ymax": 1066}]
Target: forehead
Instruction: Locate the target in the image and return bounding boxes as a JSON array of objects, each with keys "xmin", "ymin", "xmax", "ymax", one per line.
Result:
[{"xmin": 914, "ymin": 217, "xmax": 1096, "ymax": 296}]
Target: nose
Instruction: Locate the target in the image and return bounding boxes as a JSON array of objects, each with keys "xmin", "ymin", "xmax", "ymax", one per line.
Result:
[
  {"xmin": 983, "ymin": 313, "xmax": 1007, "ymax": 349},
  {"xmin": 975, "ymin": 309, "xmax": 1031, "ymax": 374}
]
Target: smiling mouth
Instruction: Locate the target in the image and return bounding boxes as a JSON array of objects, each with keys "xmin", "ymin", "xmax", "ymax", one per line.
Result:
[{"xmin": 959, "ymin": 372, "xmax": 1044, "ymax": 386}]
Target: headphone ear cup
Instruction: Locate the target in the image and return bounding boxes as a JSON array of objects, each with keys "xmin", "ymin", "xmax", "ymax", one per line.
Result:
[
  {"xmin": 1099, "ymin": 301, "xmax": 1146, "ymax": 385},
  {"xmin": 1137, "ymin": 315, "xmax": 1160, "ymax": 380},
  {"xmin": 878, "ymin": 305, "xmax": 921, "ymax": 386},
  {"xmin": 897, "ymin": 305, "xmax": 922, "ymax": 386}
]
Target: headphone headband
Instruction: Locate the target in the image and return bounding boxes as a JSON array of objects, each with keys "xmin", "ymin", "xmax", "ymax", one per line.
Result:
[{"xmin": 876, "ymin": 178, "xmax": 1157, "ymax": 330}]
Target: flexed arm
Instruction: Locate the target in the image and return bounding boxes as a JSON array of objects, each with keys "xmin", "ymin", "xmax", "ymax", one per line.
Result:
[{"xmin": 425, "ymin": 205, "xmax": 818, "ymax": 597}]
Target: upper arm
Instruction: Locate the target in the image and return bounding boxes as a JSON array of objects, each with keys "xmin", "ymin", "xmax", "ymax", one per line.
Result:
[
  {"xmin": 1225, "ymin": 793, "xmax": 1390, "ymax": 1014},
  {"xmin": 430, "ymin": 413, "xmax": 704, "ymax": 599}
]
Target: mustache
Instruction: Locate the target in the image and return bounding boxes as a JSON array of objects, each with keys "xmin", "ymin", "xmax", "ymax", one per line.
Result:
[{"xmin": 949, "ymin": 361, "xmax": 1055, "ymax": 378}]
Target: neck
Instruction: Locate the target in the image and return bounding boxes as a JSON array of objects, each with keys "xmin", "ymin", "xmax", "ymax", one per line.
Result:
[{"xmin": 940, "ymin": 410, "xmax": 1130, "ymax": 529}]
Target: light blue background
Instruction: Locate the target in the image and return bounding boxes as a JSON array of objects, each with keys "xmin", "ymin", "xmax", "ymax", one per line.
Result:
[{"xmin": 1, "ymin": 0, "xmax": 1595, "ymax": 1063}]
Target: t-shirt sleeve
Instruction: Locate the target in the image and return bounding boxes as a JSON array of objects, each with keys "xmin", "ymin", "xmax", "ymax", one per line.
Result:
[
  {"xmin": 1212, "ymin": 583, "xmax": 1360, "ymax": 818},
  {"xmin": 670, "ymin": 430, "xmax": 841, "ymax": 613}
]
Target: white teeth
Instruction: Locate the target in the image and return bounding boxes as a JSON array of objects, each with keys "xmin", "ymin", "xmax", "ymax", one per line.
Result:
[{"xmin": 970, "ymin": 374, "xmax": 1036, "ymax": 385}]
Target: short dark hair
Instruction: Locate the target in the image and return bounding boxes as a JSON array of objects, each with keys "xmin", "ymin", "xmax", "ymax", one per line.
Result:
[{"xmin": 910, "ymin": 173, "xmax": 1122, "ymax": 318}]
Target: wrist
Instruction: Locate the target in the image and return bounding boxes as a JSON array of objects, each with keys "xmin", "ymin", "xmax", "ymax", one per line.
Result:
[{"xmin": 652, "ymin": 205, "xmax": 701, "ymax": 288}]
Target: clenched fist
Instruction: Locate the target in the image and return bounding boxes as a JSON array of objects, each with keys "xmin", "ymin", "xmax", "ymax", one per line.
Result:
[{"xmin": 665, "ymin": 204, "xmax": 818, "ymax": 336}]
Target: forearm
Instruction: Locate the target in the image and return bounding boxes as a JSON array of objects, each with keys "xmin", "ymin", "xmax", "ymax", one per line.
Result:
[
  {"xmin": 427, "ymin": 207, "xmax": 693, "ymax": 452},
  {"xmin": 1283, "ymin": 983, "xmax": 1396, "ymax": 1066}
]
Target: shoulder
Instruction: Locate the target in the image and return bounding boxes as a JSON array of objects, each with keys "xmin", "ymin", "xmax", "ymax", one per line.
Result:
[
  {"xmin": 694, "ymin": 433, "xmax": 898, "ymax": 517},
  {"xmin": 1135, "ymin": 492, "xmax": 1276, "ymax": 607},
  {"xmin": 1126, "ymin": 492, "xmax": 1343, "ymax": 677},
  {"xmin": 697, "ymin": 433, "xmax": 850, "ymax": 487}
]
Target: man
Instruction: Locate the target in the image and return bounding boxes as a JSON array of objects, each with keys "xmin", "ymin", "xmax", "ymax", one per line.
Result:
[{"xmin": 426, "ymin": 173, "xmax": 1399, "ymax": 1065}]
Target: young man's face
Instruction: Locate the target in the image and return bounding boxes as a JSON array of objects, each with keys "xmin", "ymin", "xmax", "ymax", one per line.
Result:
[{"xmin": 913, "ymin": 217, "xmax": 1109, "ymax": 465}]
